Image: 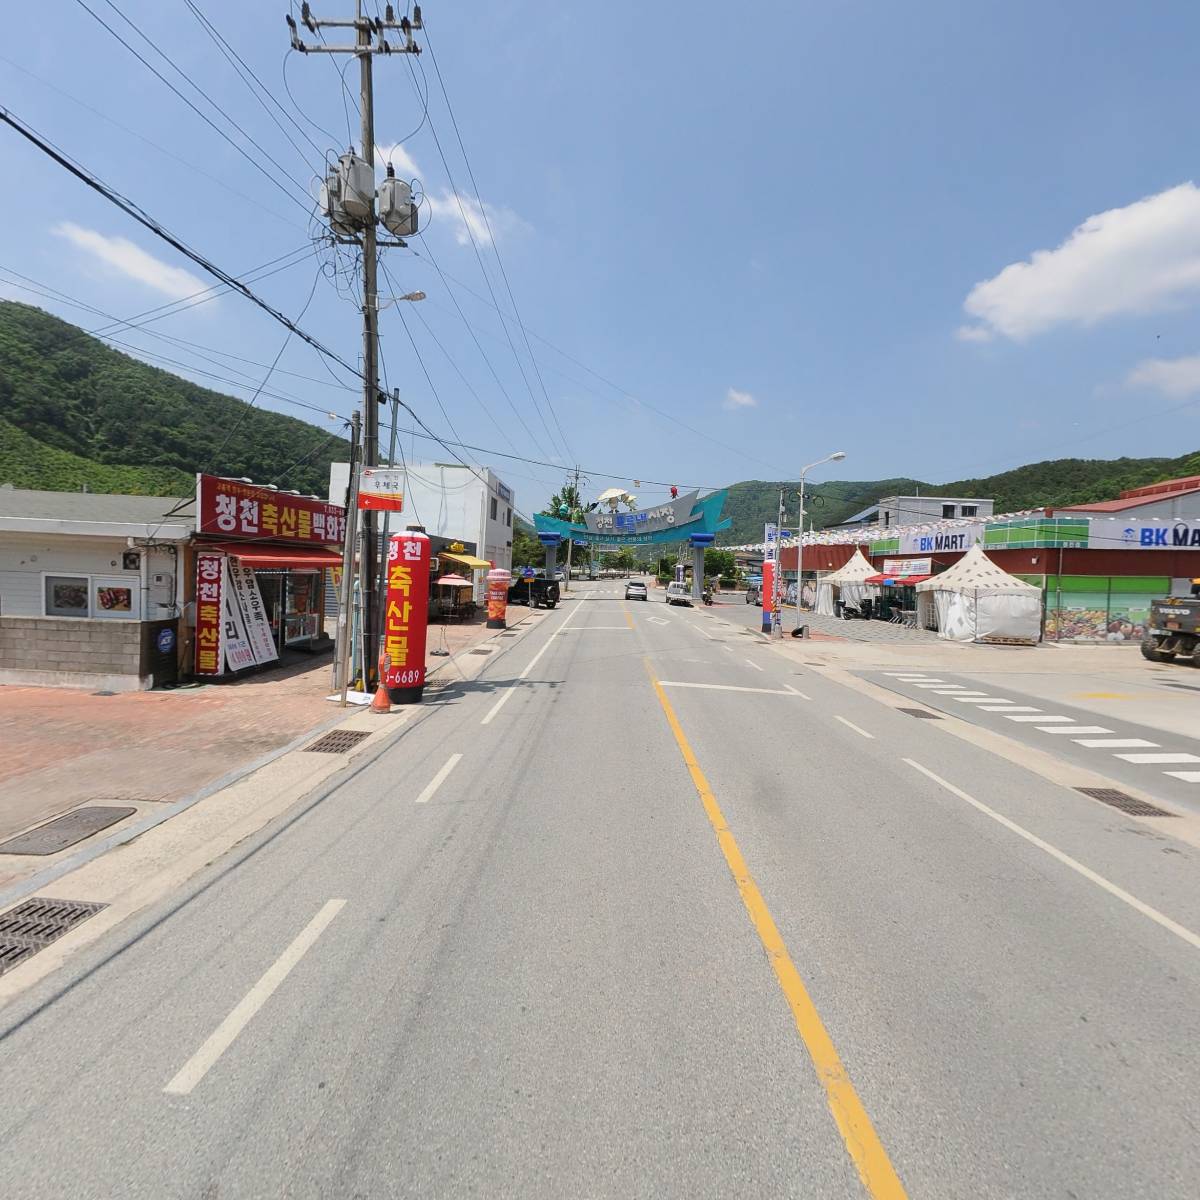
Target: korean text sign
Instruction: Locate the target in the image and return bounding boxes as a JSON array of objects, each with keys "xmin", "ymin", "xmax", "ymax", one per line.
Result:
[
  {"xmin": 383, "ymin": 531, "xmax": 430, "ymax": 691},
  {"xmin": 197, "ymin": 474, "xmax": 346, "ymax": 544},
  {"xmin": 194, "ymin": 551, "xmax": 225, "ymax": 675}
]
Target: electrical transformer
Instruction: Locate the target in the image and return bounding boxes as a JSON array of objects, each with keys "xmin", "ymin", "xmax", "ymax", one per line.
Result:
[{"xmin": 379, "ymin": 165, "xmax": 418, "ymax": 237}]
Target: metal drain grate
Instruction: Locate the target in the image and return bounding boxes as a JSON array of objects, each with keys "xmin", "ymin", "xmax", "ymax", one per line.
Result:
[
  {"xmin": 1076, "ymin": 787, "xmax": 1176, "ymax": 817},
  {"xmin": 469, "ymin": 647, "xmax": 494, "ymax": 655},
  {"xmin": 898, "ymin": 707, "xmax": 940, "ymax": 719},
  {"xmin": 0, "ymin": 805, "xmax": 136, "ymax": 856},
  {"xmin": 0, "ymin": 897, "xmax": 107, "ymax": 976},
  {"xmin": 305, "ymin": 729, "xmax": 371, "ymax": 753}
]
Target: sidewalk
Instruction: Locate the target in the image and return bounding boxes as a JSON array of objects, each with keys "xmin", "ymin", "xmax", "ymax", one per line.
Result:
[{"xmin": 0, "ymin": 610, "xmax": 523, "ymax": 889}]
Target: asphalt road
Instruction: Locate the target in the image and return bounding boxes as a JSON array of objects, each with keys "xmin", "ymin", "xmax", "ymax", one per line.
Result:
[{"xmin": 1, "ymin": 581, "xmax": 1199, "ymax": 1198}]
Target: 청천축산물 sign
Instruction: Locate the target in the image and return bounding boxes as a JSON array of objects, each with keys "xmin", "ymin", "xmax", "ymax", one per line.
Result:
[
  {"xmin": 194, "ymin": 551, "xmax": 225, "ymax": 676},
  {"xmin": 383, "ymin": 530, "xmax": 431, "ymax": 702},
  {"xmin": 196, "ymin": 474, "xmax": 346, "ymax": 544}
]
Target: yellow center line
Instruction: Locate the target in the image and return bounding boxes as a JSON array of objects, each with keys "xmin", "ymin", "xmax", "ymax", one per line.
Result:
[
  {"xmin": 622, "ymin": 603, "xmax": 635, "ymax": 630},
  {"xmin": 642, "ymin": 657, "xmax": 908, "ymax": 1200}
]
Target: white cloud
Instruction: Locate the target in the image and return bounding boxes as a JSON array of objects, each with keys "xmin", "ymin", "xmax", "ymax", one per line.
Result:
[
  {"xmin": 52, "ymin": 223, "xmax": 206, "ymax": 300},
  {"xmin": 423, "ymin": 188, "xmax": 528, "ymax": 247},
  {"xmin": 723, "ymin": 387, "xmax": 757, "ymax": 410},
  {"xmin": 375, "ymin": 142, "xmax": 421, "ymax": 178},
  {"xmin": 959, "ymin": 182, "xmax": 1200, "ymax": 341},
  {"xmin": 1127, "ymin": 354, "xmax": 1200, "ymax": 398}
]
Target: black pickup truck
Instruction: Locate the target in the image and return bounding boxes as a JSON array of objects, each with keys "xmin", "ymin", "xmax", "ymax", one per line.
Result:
[
  {"xmin": 1142, "ymin": 591, "xmax": 1200, "ymax": 663},
  {"xmin": 508, "ymin": 576, "xmax": 560, "ymax": 609}
]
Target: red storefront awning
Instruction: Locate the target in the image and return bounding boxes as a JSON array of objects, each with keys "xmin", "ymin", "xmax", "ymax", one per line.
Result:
[{"xmin": 208, "ymin": 542, "xmax": 341, "ymax": 568}]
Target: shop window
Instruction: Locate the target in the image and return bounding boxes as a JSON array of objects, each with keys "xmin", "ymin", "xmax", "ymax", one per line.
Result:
[
  {"xmin": 961, "ymin": 504, "xmax": 977, "ymax": 517},
  {"xmin": 942, "ymin": 503, "xmax": 956, "ymax": 519},
  {"xmin": 92, "ymin": 577, "xmax": 139, "ymax": 620},
  {"xmin": 490, "ymin": 496, "xmax": 498, "ymax": 520},
  {"xmin": 45, "ymin": 575, "xmax": 90, "ymax": 617}
]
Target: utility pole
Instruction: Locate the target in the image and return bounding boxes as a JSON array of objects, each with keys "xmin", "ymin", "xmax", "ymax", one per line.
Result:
[
  {"xmin": 563, "ymin": 464, "xmax": 583, "ymax": 594},
  {"xmin": 287, "ymin": 1, "xmax": 421, "ymax": 684},
  {"xmin": 335, "ymin": 410, "xmax": 361, "ymax": 699},
  {"xmin": 772, "ymin": 487, "xmax": 785, "ymax": 636},
  {"xmin": 357, "ymin": 4, "xmax": 380, "ymax": 683}
]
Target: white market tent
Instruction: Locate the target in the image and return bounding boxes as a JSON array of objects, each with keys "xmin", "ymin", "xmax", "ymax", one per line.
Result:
[
  {"xmin": 914, "ymin": 545, "xmax": 1042, "ymax": 644},
  {"xmin": 814, "ymin": 548, "xmax": 879, "ymax": 615}
]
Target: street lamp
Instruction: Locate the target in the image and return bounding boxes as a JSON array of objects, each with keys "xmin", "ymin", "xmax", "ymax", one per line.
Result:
[{"xmin": 796, "ymin": 451, "xmax": 846, "ymax": 624}]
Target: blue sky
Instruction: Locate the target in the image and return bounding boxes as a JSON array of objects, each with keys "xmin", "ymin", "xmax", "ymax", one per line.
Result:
[{"xmin": 5, "ymin": 2, "xmax": 1200, "ymax": 515}]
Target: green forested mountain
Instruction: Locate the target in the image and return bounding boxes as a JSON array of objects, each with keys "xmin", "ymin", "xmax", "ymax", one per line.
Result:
[
  {"xmin": 0, "ymin": 301, "xmax": 348, "ymax": 496},
  {"xmin": 719, "ymin": 452, "xmax": 1200, "ymax": 544}
]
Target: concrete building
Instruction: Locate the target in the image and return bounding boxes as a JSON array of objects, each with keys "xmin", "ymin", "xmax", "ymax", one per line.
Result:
[
  {"xmin": 329, "ymin": 461, "xmax": 514, "ymax": 598},
  {"xmin": 875, "ymin": 494, "xmax": 995, "ymax": 526},
  {"xmin": 0, "ymin": 485, "xmax": 190, "ymax": 690}
]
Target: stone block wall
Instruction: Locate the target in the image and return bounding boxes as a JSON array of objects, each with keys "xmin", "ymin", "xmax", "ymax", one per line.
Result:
[{"xmin": 0, "ymin": 616, "xmax": 143, "ymax": 676}]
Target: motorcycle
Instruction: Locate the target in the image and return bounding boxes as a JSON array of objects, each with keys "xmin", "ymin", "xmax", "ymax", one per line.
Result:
[{"xmin": 702, "ymin": 587, "xmax": 714, "ymax": 606}]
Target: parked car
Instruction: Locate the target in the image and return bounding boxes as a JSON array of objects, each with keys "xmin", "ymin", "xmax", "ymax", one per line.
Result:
[
  {"xmin": 745, "ymin": 581, "xmax": 762, "ymax": 605},
  {"xmin": 625, "ymin": 580, "xmax": 648, "ymax": 601},
  {"xmin": 665, "ymin": 581, "xmax": 692, "ymax": 607},
  {"xmin": 554, "ymin": 568, "xmax": 565, "ymax": 582},
  {"xmin": 508, "ymin": 577, "xmax": 560, "ymax": 609}
]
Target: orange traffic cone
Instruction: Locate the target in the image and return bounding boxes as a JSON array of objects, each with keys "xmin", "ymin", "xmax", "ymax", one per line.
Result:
[{"xmin": 370, "ymin": 650, "xmax": 391, "ymax": 715}]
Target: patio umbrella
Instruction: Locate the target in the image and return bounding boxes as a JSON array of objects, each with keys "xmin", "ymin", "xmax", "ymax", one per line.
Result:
[{"xmin": 436, "ymin": 573, "xmax": 472, "ymax": 586}]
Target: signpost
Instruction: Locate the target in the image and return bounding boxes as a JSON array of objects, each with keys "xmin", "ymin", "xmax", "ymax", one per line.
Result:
[{"xmin": 357, "ymin": 467, "xmax": 405, "ymax": 512}]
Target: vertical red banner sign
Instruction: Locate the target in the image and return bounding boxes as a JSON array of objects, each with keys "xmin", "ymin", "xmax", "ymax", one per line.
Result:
[
  {"xmin": 194, "ymin": 551, "xmax": 225, "ymax": 675},
  {"xmin": 761, "ymin": 559, "xmax": 776, "ymax": 634},
  {"xmin": 486, "ymin": 568, "xmax": 510, "ymax": 630},
  {"xmin": 383, "ymin": 530, "xmax": 431, "ymax": 699}
]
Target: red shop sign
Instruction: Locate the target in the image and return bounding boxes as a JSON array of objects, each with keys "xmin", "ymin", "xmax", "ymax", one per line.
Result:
[
  {"xmin": 194, "ymin": 551, "xmax": 225, "ymax": 675},
  {"xmin": 196, "ymin": 474, "xmax": 346, "ymax": 544},
  {"xmin": 383, "ymin": 531, "xmax": 430, "ymax": 696}
]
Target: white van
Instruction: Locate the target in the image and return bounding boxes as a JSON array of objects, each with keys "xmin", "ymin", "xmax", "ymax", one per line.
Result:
[{"xmin": 665, "ymin": 581, "xmax": 693, "ymax": 607}]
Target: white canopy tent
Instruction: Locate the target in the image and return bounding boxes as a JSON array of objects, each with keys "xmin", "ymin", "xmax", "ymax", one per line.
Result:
[
  {"xmin": 814, "ymin": 549, "xmax": 879, "ymax": 616},
  {"xmin": 914, "ymin": 545, "xmax": 1042, "ymax": 644}
]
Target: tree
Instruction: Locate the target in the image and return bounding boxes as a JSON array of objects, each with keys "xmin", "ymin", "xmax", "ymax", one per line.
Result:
[
  {"xmin": 541, "ymin": 480, "xmax": 596, "ymax": 523},
  {"xmin": 511, "ymin": 520, "xmax": 543, "ymax": 568},
  {"xmin": 704, "ymin": 548, "xmax": 736, "ymax": 578},
  {"xmin": 609, "ymin": 547, "xmax": 636, "ymax": 571}
]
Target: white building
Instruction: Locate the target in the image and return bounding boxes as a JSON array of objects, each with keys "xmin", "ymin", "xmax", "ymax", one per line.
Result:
[
  {"xmin": 875, "ymin": 494, "xmax": 994, "ymax": 527},
  {"xmin": 329, "ymin": 461, "xmax": 514, "ymax": 596},
  {"xmin": 0, "ymin": 485, "xmax": 190, "ymax": 690}
]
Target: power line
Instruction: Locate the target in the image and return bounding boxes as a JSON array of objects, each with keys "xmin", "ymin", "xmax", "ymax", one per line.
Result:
[
  {"xmin": 201, "ymin": 261, "xmax": 326, "ymax": 474},
  {"xmin": 0, "ymin": 103, "xmax": 526, "ymax": 494},
  {"xmin": 421, "ymin": 24, "xmax": 574, "ymax": 463},
  {"xmin": 0, "ymin": 53, "xmax": 308, "ymax": 231},
  {"xmin": 408, "ymin": 251, "xmax": 794, "ymax": 478},
  {"xmin": 408, "ymin": 56, "xmax": 568, "ymax": 462},
  {"xmin": 413, "ymin": 239, "xmax": 554, "ymax": 458},
  {"xmin": 183, "ymin": 0, "xmax": 327, "ymax": 166},
  {"xmin": 72, "ymin": 0, "xmax": 313, "ymax": 217}
]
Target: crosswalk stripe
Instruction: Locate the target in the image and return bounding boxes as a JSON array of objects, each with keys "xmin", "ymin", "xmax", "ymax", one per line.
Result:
[
  {"xmin": 1074, "ymin": 738, "xmax": 1158, "ymax": 748},
  {"xmin": 1115, "ymin": 752, "xmax": 1200, "ymax": 764}
]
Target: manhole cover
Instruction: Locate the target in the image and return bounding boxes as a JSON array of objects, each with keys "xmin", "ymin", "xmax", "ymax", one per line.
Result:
[
  {"xmin": 898, "ymin": 707, "xmax": 940, "ymax": 720},
  {"xmin": 0, "ymin": 897, "xmax": 107, "ymax": 976},
  {"xmin": 0, "ymin": 806, "xmax": 137, "ymax": 856},
  {"xmin": 1076, "ymin": 787, "xmax": 1176, "ymax": 817},
  {"xmin": 499, "ymin": 632, "xmax": 518, "ymax": 637},
  {"xmin": 305, "ymin": 729, "xmax": 372, "ymax": 753},
  {"xmin": 470, "ymin": 648, "xmax": 494, "ymax": 655}
]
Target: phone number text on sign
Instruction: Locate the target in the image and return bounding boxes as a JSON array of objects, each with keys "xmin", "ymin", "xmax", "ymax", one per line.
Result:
[{"xmin": 383, "ymin": 531, "xmax": 431, "ymax": 694}]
